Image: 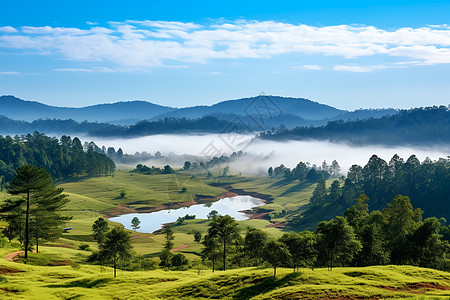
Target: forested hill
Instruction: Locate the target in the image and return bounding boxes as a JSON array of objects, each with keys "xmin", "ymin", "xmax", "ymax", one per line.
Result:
[
  {"xmin": 0, "ymin": 95, "xmax": 176, "ymax": 124},
  {"xmin": 0, "ymin": 95, "xmax": 397, "ymax": 130},
  {"xmin": 0, "ymin": 115, "xmax": 233, "ymax": 136},
  {"xmin": 0, "ymin": 133, "xmax": 115, "ymax": 187},
  {"xmin": 261, "ymin": 106, "xmax": 450, "ymax": 145}
]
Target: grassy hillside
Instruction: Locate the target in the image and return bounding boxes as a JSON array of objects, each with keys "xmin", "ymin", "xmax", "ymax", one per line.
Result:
[
  {"xmin": 1, "ymin": 244, "xmax": 449, "ymax": 299},
  {"xmin": 2, "ymin": 168, "xmax": 328, "ymax": 259}
]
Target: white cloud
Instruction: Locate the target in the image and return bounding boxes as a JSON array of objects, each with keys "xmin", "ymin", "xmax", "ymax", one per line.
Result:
[
  {"xmin": 298, "ymin": 65, "xmax": 323, "ymax": 70},
  {"xmin": 334, "ymin": 65, "xmax": 376, "ymax": 72},
  {"xmin": 0, "ymin": 26, "xmax": 17, "ymax": 33},
  {"xmin": 0, "ymin": 20, "xmax": 449, "ymax": 70},
  {"xmin": 0, "ymin": 71, "xmax": 20, "ymax": 75},
  {"xmin": 53, "ymin": 67, "xmax": 115, "ymax": 73}
]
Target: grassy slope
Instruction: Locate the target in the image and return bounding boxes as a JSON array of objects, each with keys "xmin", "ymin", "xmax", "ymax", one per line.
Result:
[
  {"xmin": 2, "ymin": 172, "xmax": 450, "ymax": 299},
  {"xmin": 1, "ymin": 244, "xmax": 450, "ymax": 300},
  {"xmin": 55, "ymin": 170, "xmax": 321, "ymax": 258}
]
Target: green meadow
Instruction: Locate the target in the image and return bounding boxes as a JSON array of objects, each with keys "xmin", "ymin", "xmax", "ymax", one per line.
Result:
[
  {"xmin": 1, "ymin": 243, "xmax": 450, "ymax": 299},
  {"xmin": 1, "ymin": 169, "xmax": 450, "ymax": 299}
]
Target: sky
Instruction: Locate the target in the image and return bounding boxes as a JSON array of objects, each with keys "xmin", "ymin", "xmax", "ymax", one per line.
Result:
[{"xmin": 0, "ymin": 0, "xmax": 449, "ymax": 110}]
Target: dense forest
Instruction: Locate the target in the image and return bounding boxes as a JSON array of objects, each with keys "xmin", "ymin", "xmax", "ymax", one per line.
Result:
[
  {"xmin": 261, "ymin": 106, "xmax": 450, "ymax": 145},
  {"xmin": 0, "ymin": 132, "xmax": 115, "ymax": 188},
  {"xmin": 285, "ymin": 154, "xmax": 450, "ymax": 229},
  {"xmin": 0, "ymin": 115, "xmax": 235, "ymax": 136}
]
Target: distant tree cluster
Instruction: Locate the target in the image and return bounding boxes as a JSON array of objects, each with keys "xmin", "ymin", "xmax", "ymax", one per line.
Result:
[
  {"xmin": 132, "ymin": 164, "xmax": 175, "ymax": 175},
  {"xmin": 182, "ymin": 150, "xmax": 246, "ymax": 171},
  {"xmin": 0, "ymin": 115, "xmax": 235, "ymax": 137},
  {"xmin": 106, "ymin": 149, "xmax": 162, "ymax": 164},
  {"xmin": 0, "ymin": 132, "xmax": 115, "ymax": 187},
  {"xmin": 91, "ymin": 116, "xmax": 233, "ymax": 136},
  {"xmin": 268, "ymin": 160, "xmax": 340, "ymax": 183},
  {"xmin": 261, "ymin": 105, "xmax": 450, "ymax": 145}
]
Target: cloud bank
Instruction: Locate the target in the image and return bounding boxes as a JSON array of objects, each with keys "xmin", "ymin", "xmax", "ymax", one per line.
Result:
[{"xmin": 1, "ymin": 20, "xmax": 449, "ymax": 71}]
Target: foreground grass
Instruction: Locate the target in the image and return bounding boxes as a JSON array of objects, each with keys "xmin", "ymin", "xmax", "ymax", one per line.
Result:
[{"xmin": 1, "ymin": 245, "xmax": 450, "ymax": 300}]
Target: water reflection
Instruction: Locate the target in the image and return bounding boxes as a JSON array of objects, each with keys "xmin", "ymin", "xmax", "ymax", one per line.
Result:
[{"xmin": 109, "ymin": 195, "xmax": 265, "ymax": 233}]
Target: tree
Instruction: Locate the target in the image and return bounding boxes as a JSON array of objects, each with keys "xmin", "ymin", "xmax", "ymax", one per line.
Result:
[
  {"xmin": 310, "ymin": 179, "xmax": 327, "ymax": 207},
  {"xmin": 207, "ymin": 210, "xmax": 219, "ymax": 219},
  {"xmin": 131, "ymin": 217, "xmax": 141, "ymax": 231},
  {"xmin": 7, "ymin": 166, "xmax": 57, "ymax": 261},
  {"xmin": 268, "ymin": 167, "xmax": 273, "ymax": 177},
  {"xmin": 183, "ymin": 161, "xmax": 191, "ymax": 170},
  {"xmin": 383, "ymin": 195, "xmax": 422, "ymax": 264},
  {"xmin": 244, "ymin": 227, "xmax": 268, "ymax": 266},
  {"xmin": 408, "ymin": 217, "xmax": 449, "ymax": 269},
  {"xmin": 193, "ymin": 230, "xmax": 202, "ymax": 243},
  {"xmin": 99, "ymin": 227, "xmax": 133, "ymax": 277},
  {"xmin": 201, "ymin": 233, "xmax": 220, "ymax": 272},
  {"xmin": 280, "ymin": 231, "xmax": 317, "ymax": 272},
  {"xmin": 263, "ymin": 240, "xmax": 291, "ymax": 277},
  {"xmin": 207, "ymin": 215, "xmax": 241, "ymax": 271},
  {"xmin": 29, "ymin": 185, "xmax": 71, "ymax": 252},
  {"xmin": 315, "ymin": 216, "xmax": 361, "ymax": 270},
  {"xmin": 92, "ymin": 217, "xmax": 109, "ymax": 245},
  {"xmin": 159, "ymin": 226, "xmax": 174, "ymax": 268}
]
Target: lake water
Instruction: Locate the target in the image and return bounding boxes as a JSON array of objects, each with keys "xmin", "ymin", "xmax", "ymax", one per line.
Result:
[{"xmin": 108, "ymin": 195, "xmax": 265, "ymax": 233}]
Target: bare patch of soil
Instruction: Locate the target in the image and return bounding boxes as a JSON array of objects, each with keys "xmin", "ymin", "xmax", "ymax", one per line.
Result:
[
  {"xmin": 0, "ymin": 267, "xmax": 22, "ymax": 274},
  {"xmin": 170, "ymin": 244, "xmax": 190, "ymax": 252}
]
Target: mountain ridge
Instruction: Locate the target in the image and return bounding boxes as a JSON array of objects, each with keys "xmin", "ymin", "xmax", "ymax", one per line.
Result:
[{"xmin": 0, "ymin": 95, "xmax": 397, "ymax": 129}]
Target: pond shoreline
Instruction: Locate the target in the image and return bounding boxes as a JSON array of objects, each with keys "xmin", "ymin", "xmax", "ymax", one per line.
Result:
[
  {"xmin": 105, "ymin": 186, "xmax": 273, "ymax": 220},
  {"xmin": 107, "ymin": 189, "xmax": 270, "ymax": 232}
]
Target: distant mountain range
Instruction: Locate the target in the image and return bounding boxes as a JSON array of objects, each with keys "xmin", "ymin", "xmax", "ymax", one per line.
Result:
[
  {"xmin": 0, "ymin": 95, "xmax": 397, "ymax": 130},
  {"xmin": 0, "ymin": 95, "xmax": 176, "ymax": 125}
]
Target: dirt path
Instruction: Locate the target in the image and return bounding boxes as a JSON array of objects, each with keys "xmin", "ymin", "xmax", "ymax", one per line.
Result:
[
  {"xmin": 170, "ymin": 244, "xmax": 190, "ymax": 252},
  {"xmin": 5, "ymin": 250, "xmax": 36, "ymax": 262}
]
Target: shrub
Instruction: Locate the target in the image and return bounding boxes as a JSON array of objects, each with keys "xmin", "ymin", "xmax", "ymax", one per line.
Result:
[{"xmin": 78, "ymin": 244, "xmax": 91, "ymax": 251}]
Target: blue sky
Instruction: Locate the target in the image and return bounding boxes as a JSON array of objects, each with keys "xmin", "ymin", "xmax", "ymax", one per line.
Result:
[{"xmin": 0, "ymin": 0, "xmax": 449, "ymax": 109}]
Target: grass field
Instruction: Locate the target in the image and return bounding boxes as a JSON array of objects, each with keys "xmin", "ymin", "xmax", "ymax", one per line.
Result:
[
  {"xmin": 52, "ymin": 169, "xmax": 322, "ymax": 258},
  {"xmin": 1, "ymin": 169, "xmax": 329, "ymax": 259},
  {"xmin": 1, "ymin": 170, "xmax": 450, "ymax": 299},
  {"xmin": 1, "ymin": 243, "xmax": 450, "ymax": 300}
]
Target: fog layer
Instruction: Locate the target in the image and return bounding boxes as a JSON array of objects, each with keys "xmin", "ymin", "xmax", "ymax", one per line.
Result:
[{"xmin": 84, "ymin": 134, "xmax": 450, "ymax": 174}]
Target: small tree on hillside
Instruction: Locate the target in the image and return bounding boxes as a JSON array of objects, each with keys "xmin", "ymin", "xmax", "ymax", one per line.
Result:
[
  {"xmin": 159, "ymin": 226, "xmax": 174, "ymax": 269},
  {"xmin": 99, "ymin": 227, "xmax": 133, "ymax": 277},
  {"xmin": 7, "ymin": 166, "xmax": 66, "ymax": 261},
  {"xmin": 263, "ymin": 240, "xmax": 291, "ymax": 277},
  {"xmin": 92, "ymin": 217, "xmax": 109, "ymax": 245},
  {"xmin": 207, "ymin": 215, "xmax": 241, "ymax": 271},
  {"xmin": 280, "ymin": 231, "xmax": 317, "ymax": 272},
  {"xmin": 244, "ymin": 227, "xmax": 268, "ymax": 266},
  {"xmin": 201, "ymin": 233, "xmax": 220, "ymax": 272},
  {"xmin": 131, "ymin": 217, "xmax": 141, "ymax": 231},
  {"xmin": 315, "ymin": 216, "xmax": 361, "ymax": 270}
]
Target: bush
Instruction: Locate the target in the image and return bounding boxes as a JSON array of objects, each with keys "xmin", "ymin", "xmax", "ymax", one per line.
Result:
[
  {"xmin": 121, "ymin": 256, "xmax": 158, "ymax": 271},
  {"xmin": 0, "ymin": 237, "xmax": 8, "ymax": 248},
  {"xmin": 78, "ymin": 244, "xmax": 91, "ymax": 251},
  {"xmin": 171, "ymin": 253, "xmax": 189, "ymax": 267}
]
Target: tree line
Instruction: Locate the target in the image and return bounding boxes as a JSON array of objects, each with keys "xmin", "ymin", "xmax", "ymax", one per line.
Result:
[
  {"xmin": 84, "ymin": 197, "xmax": 450, "ymax": 277},
  {"xmin": 0, "ymin": 115, "xmax": 235, "ymax": 137},
  {"xmin": 260, "ymin": 105, "xmax": 450, "ymax": 146},
  {"xmin": 0, "ymin": 132, "xmax": 115, "ymax": 188},
  {"xmin": 200, "ymin": 195, "xmax": 449, "ymax": 276},
  {"xmin": 268, "ymin": 160, "xmax": 341, "ymax": 183},
  {"xmin": 294, "ymin": 154, "xmax": 450, "ymax": 227}
]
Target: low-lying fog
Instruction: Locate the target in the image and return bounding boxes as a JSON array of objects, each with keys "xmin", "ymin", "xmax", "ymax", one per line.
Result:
[{"xmin": 84, "ymin": 134, "xmax": 450, "ymax": 174}]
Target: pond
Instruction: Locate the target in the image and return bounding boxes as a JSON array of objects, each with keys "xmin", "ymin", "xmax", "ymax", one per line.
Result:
[{"xmin": 108, "ymin": 195, "xmax": 265, "ymax": 233}]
